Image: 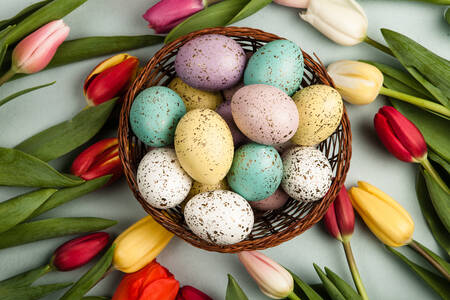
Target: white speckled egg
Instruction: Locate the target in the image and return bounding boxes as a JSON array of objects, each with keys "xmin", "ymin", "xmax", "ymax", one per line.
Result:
[
  {"xmin": 137, "ymin": 148, "xmax": 192, "ymax": 209},
  {"xmin": 184, "ymin": 190, "xmax": 254, "ymax": 245},
  {"xmin": 281, "ymin": 146, "xmax": 332, "ymax": 202}
]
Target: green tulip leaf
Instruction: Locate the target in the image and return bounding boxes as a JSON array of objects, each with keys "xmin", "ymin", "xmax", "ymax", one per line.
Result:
[
  {"xmin": 227, "ymin": 0, "xmax": 272, "ymax": 25},
  {"xmin": 226, "ymin": 274, "xmax": 249, "ymax": 300},
  {"xmin": 0, "ymin": 148, "xmax": 84, "ymax": 188},
  {"xmin": 313, "ymin": 264, "xmax": 346, "ymax": 300},
  {"xmin": 446, "ymin": 8, "xmax": 450, "ymax": 25},
  {"xmin": 0, "ymin": 282, "xmax": 73, "ymax": 300},
  {"xmin": 0, "ymin": 0, "xmax": 53, "ymax": 32},
  {"xmin": 381, "ymin": 29, "xmax": 450, "ymax": 107},
  {"xmin": 0, "ymin": 81, "xmax": 55, "ymax": 108},
  {"xmin": 60, "ymin": 245, "xmax": 115, "ymax": 300},
  {"xmin": 386, "ymin": 246, "xmax": 450, "ymax": 299},
  {"xmin": 0, "ymin": 25, "xmax": 14, "ymax": 67},
  {"xmin": 416, "ymin": 170, "xmax": 450, "ymax": 255},
  {"xmin": 422, "ymin": 170, "xmax": 450, "ymax": 232},
  {"xmin": 28, "ymin": 175, "xmax": 111, "ymax": 220},
  {"xmin": 310, "ymin": 284, "xmax": 332, "ymax": 300},
  {"xmin": 82, "ymin": 297, "xmax": 110, "ymax": 300},
  {"xmin": 411, "ymin": 240, "xmax": 450, "ymax": 273},
  {"xmin": 429, "ymin": 151, "xmax": 450, "ymax": 175},
  {"xmin": 0, "ymin": 188, "xmax": 56, "ymax": 233},
  {"xmin": 324, "ymin": 267, "xmax": 362, "ymax": 300},
  {"xmin": 15, "ymin": 98, "xmax": 116, "ymax": 162},
  {"xmin": 0, "ymin": 265, "xmax": 52, "ymax": 288},
  {"xmin": 287, "ymin": 269, "xmax": 324, "ymax": 300},
  {"xmin": 0, "ymin": 217, "xmax": 116, "ymax": 249}
]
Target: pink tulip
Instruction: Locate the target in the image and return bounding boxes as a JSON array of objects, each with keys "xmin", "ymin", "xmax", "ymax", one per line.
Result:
[
  {"xmin": 273, "ymin": 0, "xmax": 310, "ymax": 8},
  {"xmin": 11, "ymin": 20, "xmax": 70, "ymax": 74}
]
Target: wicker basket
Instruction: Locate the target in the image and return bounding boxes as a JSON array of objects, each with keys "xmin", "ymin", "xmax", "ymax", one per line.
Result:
[{"xmin": 118, "ymin": 27, "xmax": 352, "ymax": 253}]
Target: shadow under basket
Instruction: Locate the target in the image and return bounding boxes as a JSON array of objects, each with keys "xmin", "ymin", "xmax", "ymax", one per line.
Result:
[{"xmin": 118, "ymin": 27, "xmax": 352, "ymax": 253}]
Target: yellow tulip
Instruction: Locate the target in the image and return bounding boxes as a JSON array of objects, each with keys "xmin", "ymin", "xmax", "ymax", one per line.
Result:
[
  {"xmin": 113, "ymin": 215, "xmax": 173, "ymax": 273},
  {"xmin": 327, "ymin": 60, "xmax": 383, "ymax": 105},
  {"xmin": 349, "ymin": 181, "xmax": 414, "ymax": 247}
]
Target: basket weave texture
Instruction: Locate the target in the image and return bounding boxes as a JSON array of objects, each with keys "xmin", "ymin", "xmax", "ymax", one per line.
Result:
[{"xmin": 118, "ymin": 27, "xmax": 352, "ymax": 253}]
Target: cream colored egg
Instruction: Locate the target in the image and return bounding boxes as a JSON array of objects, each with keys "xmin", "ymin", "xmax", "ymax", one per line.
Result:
[
  {"xmin": 168, "ymin": 77, "xmax": 223, "ymax": 111},
  {"xmin": 291, "ymin": 85, "xmax": 343, "ymax": 146},
  {"xmin": 175, "ymin": 108, "xmax": 234, "ymax": 184}
]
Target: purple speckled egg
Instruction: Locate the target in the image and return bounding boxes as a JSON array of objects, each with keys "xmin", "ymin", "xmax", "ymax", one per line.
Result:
[
  {"xmin": 250, "ymin": 188, "xmax": 289, "ymax": 211},
  {"xmin": 231, "ymin": 84, "xmax": 299, "ymax": 145},
  {"xmin": 216, "ymin": 100, "xmax": 249, "ymax": 146},
  {"xmin": 174, "ymin": 34, "xmax": 246, "ymax": 91}
]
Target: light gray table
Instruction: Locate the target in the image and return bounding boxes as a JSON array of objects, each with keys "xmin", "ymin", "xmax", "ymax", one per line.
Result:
[{"xmin": 1, "ymin": 1, "xmax": 449, "ymax": 299}]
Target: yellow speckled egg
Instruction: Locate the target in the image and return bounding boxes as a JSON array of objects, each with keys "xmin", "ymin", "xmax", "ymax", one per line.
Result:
[
  {"xmin": 175, "ymin": 108, "xmax": 234, "ymax": 184},
  {"xmin": 187, "ymin": 179, "xmax": 229, "ymax": 200},
  {"xmin": 291, "ymin": 85, "xmax": 343, "ymax": 146},
  {"xmin": 168, "ymin": 77, "xmax": 223, "ymax": 111}
]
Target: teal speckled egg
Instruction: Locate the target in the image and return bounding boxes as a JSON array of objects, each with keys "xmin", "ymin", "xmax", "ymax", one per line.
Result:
[
  {"xmin": 130, "ymin": 86, "xmax": 186, "ymax": 147},
  {"xmin": 227, "ymin": 143, "xmax": 283, "ymax": 201},
  {"xmin": 244, "ymin": 40, "xmax": 304, "ymax": 96}
]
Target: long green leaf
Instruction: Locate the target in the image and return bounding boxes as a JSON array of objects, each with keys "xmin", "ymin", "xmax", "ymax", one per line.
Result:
[
  {"xmin": 429, "ymin": 150, "xmax": 450, "ymax": 174},
  {"xmin": 0, "ymin": 265, "xmax": 52, "ymax": 288},
  {"xmin": 15, "ymin": 98, "xmax": 116, "ymax": 162},
  {"xmin": 288, "ymin": 269, "xmax": 323, "ymax": 300},
  {"xmin": 0, "ymin": 282, "xmax": 72, "ymax": 300},
  {"xmin": 28, "ymin": 175, "xmax": 111, "ymax": 220},
  {"xmin": 386, "ymin": 246, "xmax": 450, "ymax": 299},
  {"xmin": 226, "ymin": 274, "xmax": 249, "ymax": 300},
  {"xmin": 0, "ymin": 217, "xmax": 116, "ymax": 249},
  {"xmin": 226, "ymin": 0, "xmax": 272, "ymax": 24},
  {"xmin": 82, "ymin": 297, "xmax": 109, "ymax": 300},
  {"xmin": 381, "ymin": 29, "xmax": 450, "ymax": 107},
  {"xmin": 0, "ymin": 0, "xmax": 53, "ymax": 31},
  {"xmin": 0, "ymin": 25, "xmax": 15, "ymax": 67},
  {"xmin": 4, "ymin": 0, "xmax": 88, "ymax": 46},
  {"xmin": 0, "ymin": 148, "xmax": 84, "ymax": 188},
  {"xmin": 324, "ymin": 267, "xmax": 362, "ymax": 300},
  {"xmin": 411, "ymin": 240, "xmax": 450, "ymax": 273},
  {"xmin": 313, "ymin": 264, "xmax": 346, "ymax": 300},
  {"xmin": 165, "ymin": 0, "xmax": 250, "ymax": 44},
  {"xmin": 0, "ymin": 81, "xmax": 55, "ymax": 108},
  {"xmin": 416, "ymin": 170, "xmax": 450, "ymax": 255},
  {"xmin": 310, "ymin": 284, "xmax": 332, "ymax": 300},
  {"xmin": 0, "ymin": 188, "xmax": 56, "ymax": 233},
  {"xmin": 422, "ymin": 170, "xmax": 450, "ymax": 232},
  {"xmin": 446, "ymin": 8, "xmax": 450, "ymax": 25},
  {"xmin": 60, "ymin": 245, "xmax": 115, "ymax": 300}
]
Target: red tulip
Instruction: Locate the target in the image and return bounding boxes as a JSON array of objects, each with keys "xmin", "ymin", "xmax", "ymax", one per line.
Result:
[
  {"xmin": 374, "ymin": 106, "xmax": 427, "ymax": 163},
  {"xmin": 323, "ymin": 186, "xmax": 354, "ymax": 242},
  {"xmin": 112, "ymin": 260, "xmax": 179, "ymax": 300},
  {"xmin": 84, "ymin": 53, "xmax": 139, "ymax": 106},
  {"xmin": 176, "ymin": 286, "xmax": 213, "ymax": 300},
  {"xmin": 71, "ymin": 138, "xmax": 122, "ymax": 183},
  {"xmin": 52, "ymin": 232, "xmax": 109, "ymax": 271}
]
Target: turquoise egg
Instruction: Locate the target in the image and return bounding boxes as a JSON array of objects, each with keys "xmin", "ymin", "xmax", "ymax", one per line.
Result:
[
  {"xmin": 227, "ymin": 143, "xmax": 283, "ymax": 201},
  {"xmin": 244, "ymin": 40, "xmax": 304, "ymax": 96},
  {"xmin": 130, "ymin": 86, "xmax": 186, "ymax": 147}
]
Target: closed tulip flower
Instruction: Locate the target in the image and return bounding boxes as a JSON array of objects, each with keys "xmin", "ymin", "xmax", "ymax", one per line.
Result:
[
  {"xmin": 273, "ymin": 0, "xmax": 309, "ymax": 8},
  {"xmin": 113, "ymin": 216, "xmax": 174, "ymax": 273},
  {"xmin": 84, "ymin": 53, "xmax": 139, "ymax": 106},
  {"xmin": 176, "ymin": 286, "xmax": 212, "ymax": 300}
]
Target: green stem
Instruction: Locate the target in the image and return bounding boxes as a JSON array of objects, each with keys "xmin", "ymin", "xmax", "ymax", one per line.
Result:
[
  {"xmin": 420, "ymin": 156, "xmax": 450, "ymax": 194},
  {"xmin": 342, "ymin": 241, "xmax": 369, "ymax": 300},
  {"xmin": 408, "ymin": 240, "xmax": 450, "ymax": 281},
  {"xmin": 287, "ymin": 291, "xmax": 302, "ymax": 300},
  {"xmin": 379, "ymin": 87, "xmax": 450, "ymax": 117},
  {"xmin": 0, "ymin": 68, "xmax": 16, "ymax": 86},
  {"xmin": 364, "ymin": 36, "xmax": 394, "ymax": 57}
]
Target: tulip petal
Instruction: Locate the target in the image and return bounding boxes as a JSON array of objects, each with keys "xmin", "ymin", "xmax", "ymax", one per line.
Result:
[
  {"xmin": 323, "ymin": 202, "xmax": 343, "ymax": 241},
  {"xmin": 334, "ymin": 186, "xmax": 354, "ymax": 239},
  {"xmin": 84, "ymin": 53, "xmax": 132, "ymax": 84},
  {"xmin": 71, "ymin": 138, "xmax": 118, "ymax": 176}
]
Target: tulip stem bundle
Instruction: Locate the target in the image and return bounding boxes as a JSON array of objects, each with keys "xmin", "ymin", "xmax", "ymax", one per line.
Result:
[
  {"xmin": 420, "ymin": 157, "xmax": 450, "ymax": 194},
  {"xmin": 287, "ymin": 292, "xmax": 302, "ymax": 300},
  {"xmin": 0, "ymin": 68, "xmax": 15, "ymax": 85},
  {"xmin": 408, "ymin": 240, "xmax": 450, "ymax": 281}
]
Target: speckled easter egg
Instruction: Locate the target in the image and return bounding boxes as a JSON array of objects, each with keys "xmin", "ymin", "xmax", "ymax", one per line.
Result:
[
  {"xmin": 174, "ymin": 34, "xmax": 246, "ymax": 91},
  {"xmin": 227, "ymin": 143, "xmax": 283, "ymax": 201},
  {"xmin": 281, "ymin": 146, "xmax": 332, "ymax": 202},
  {"xmin": 231, "ymin": 84, "xmax": 299, "ymax": 145},
  {"xmin": 244, "ymin": 40, "xmax": 304, "ymax": 96},
  {"xmin": 291, "ymin": 85, "xmax": 343, "ymax": 146},
  {"xmin": 137, "ymin": 148, "xmax": 192, "ymax": 209},
  {"xmin": 250, "ymin": 188, "xmax": 289, "ymax": 211},
  {"xmin": 222, "ymin": 81, "xmax": 244, "ymax": 102},
  {"xmin": 174, "ymin": 108, "xmax": 234, "ymax": 184},
  {"xmin": 215, "ymin": 100, "xmax": 249, "ymax": 146},
  {"xmin": 130, "ymin": 86, "xmax": 186, "ymax": 147},
  {"xmin": 168, "ymin": 77, "xmax": 223, "ymax": 111},
  {"xmin": 184, "ymin": 190, "xmax": 254, "ymax": 245},
  {"xmin": 186, "ymin": 179, "xmax": 229, "ymax": 200}
]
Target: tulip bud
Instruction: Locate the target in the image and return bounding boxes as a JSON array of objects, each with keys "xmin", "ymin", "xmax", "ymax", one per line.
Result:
[
  {"xmin": 12, "ymin": 20, "xmax": 70, "ymax": 74},
  {"xmin": 51, "ymin": 232, "xmax": 110, "ymax": 271},
  {"xmin": 273, "ymin": 0, "xmax": 310, "ymax": 8},
  {"xmin": 299, "ymin": 0, "xmax": 368, "ymax": 46},
  {"xmin": 176, "ymin": 286, "xmax": 213, "ymax": 300},
  {"xmin": 323, "ymin": 186, "xmax": 355, "ymax": 242},
  {"xmin": 374, "ymin": 106, "xmax": 427, "ymax": 163},
  {"xmin": 238, "ymin": 251, "xmax": 294, "ymax": 299},
  {"xmin": 349, "ymin": 181, "xmax": 414, "ymax": 247},
  {"xmin": 113, "ymin": 216, "xmax": 174, "ymax": 273},
  {"xmin": 112, "ymin": 260, "xmax": 179, "ymax": 300},
  {"xmin": 84, "ymin": 54, "xmax": 139, "ymax": 106},
  {"xmin": 327, "ymin": 60, "xmax": 383, "ymax": 105},
  {"xmin": 71, "ymin": 138, "xmax": 123, "ymax": 183}
]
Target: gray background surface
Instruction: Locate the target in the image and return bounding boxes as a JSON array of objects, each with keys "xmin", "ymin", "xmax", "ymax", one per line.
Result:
[{"xmin": 1, "ymin": 1, "xmax": 449, "ymax": 299}]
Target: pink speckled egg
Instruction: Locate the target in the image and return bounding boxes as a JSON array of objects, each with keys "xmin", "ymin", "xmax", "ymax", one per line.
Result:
[
  {"xmin": 174, "ymin": 34, "xmax": 246, "ymax": 91},
  {"xmin": 215, "ymin": 100, "xmax": 249, "ymax": 146},
  {"xmin": 250, "ymin": 188, "xmax": 289, "ymax": 211},
  {"xmin": 231, "ymin": 84, "xmax": 299, "ymax": 145}
]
